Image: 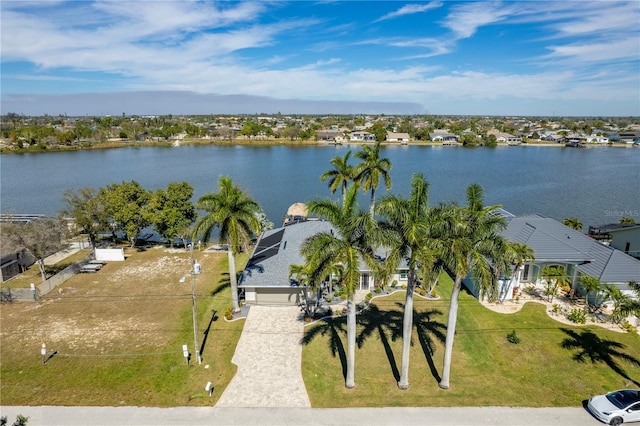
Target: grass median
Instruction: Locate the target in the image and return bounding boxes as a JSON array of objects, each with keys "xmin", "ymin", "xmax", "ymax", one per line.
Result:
[
  {"xmin": 0, "ymin": 245, "xmax": 247, "ymax": 407},
  {"xmin": 302, "ymin": 274, "xmax": 640, "ymax": 407}
]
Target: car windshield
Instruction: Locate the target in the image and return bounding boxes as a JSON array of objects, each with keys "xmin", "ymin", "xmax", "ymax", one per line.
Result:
[{"xmin": 606, "ymin": 390, "xmax": 640, "ymax": 409}]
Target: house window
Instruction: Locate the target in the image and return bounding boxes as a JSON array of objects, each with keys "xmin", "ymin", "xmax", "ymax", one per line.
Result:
[{"xmin": 400, "ymin": 271, "xmax": 407, "ymax": 279}]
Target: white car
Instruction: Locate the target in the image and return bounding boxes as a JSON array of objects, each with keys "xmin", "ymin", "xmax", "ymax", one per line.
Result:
[{"xmin": 588, "ymin": 389, "xmax": 640, "ymax": 425}]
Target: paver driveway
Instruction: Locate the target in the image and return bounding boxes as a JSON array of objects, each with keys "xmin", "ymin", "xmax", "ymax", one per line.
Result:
[{"xmin": 215, "ymin": 305, "xmax": 311, "ymax": 408}]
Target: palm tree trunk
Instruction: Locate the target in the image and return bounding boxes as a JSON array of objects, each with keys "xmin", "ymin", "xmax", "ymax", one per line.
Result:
[
  {"xmin": 440, "ymin": 275, "xmax": 463, "ymax": 389},
  {"xmin": 346, "ymin": 297, "xmax": 356, "ymax": 388},
  {"xmin": 228, "ymin": 248, "xmax": 240, "ymax": 312},
  {"xmin": 398, "ymin": 268, "xmax": 415, "ymax": 389},
  {"xmin": 369, "ymin": 188, "xmax": 376, "ymax": 217}
]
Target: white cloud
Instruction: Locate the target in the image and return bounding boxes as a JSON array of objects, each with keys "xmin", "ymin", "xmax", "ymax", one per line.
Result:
[{"xmin": 374, "ymin": 1, "xmax": 443, "ymax": 23}]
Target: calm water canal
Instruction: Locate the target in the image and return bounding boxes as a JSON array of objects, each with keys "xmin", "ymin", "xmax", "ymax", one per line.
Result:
[{"xmin": 1, "ymin": 145, "xmax": 638, "ymax": 229}]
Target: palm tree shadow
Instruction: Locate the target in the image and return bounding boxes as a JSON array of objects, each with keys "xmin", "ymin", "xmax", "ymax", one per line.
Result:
[
  {"xmin": 414, "ymin": 308, "xmax": 446, "ymax": 383},
  {"xmin": 301, "ymin": 316, "xmax": 348, "ymax": 380},
  {"xmin": 356, "ymin": 304, "xmax": 402, "ymax": 381},
  {"xmin": 560, "ymin": 328, "xmax": 640, "ymax": 387},
  {"xmin": 211, "ymin": 272, "xmax": 232, "ymax": 298}
]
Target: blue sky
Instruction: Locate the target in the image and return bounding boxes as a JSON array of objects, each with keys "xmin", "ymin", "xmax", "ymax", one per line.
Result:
[{"xmin": 2, "ymin": 1, "xmax": 639, "ymax": 116}]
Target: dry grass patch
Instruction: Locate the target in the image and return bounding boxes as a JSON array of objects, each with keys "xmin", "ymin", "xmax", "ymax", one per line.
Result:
[{"xmin": 1, "ymin": 245, "xmax": 246, "ymax": 406}]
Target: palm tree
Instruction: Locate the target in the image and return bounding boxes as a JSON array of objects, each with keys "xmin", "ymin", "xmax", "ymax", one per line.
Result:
[
  {"xmin": 193, "ymin": 176, "xmax": 262, "ymax": 312},
  {"xmin": 438, "ymin": 184, "xmax": 511, "ymax": 389},
  {"xmin": 289, "ymin": 263, "xmax": 322, "ymax": 319},
  {"xmin": 354, "ymin": 141, "xmax": 392, "ymax": 216},
  {"xmin": 377, "ymin": 173, "xmax": 435, "ymax": 389},
  {"xmin": 300, "ymin": 183, "xmax": 382, "ymax": 388},
  {"xmin": 320, "ymin": 150, "xmax": 355, "ymax": 203},
  {"xmin": 603, "ymin": 284, "xmax": 634, "ymax": 323},
  {"xmin": 539, "ymin": 266, "xmax": 570, "ymax": 303},
  {"xmin": 580, "ymin": 275, "xmax": 602, "ymax": 312},
  {"xmin": 562, "ymin": 217, "xmax": 582, "ymax": 231},
  {"xmin": 499, "ymin": 242, "xmax": 535, "ymax": 303}
]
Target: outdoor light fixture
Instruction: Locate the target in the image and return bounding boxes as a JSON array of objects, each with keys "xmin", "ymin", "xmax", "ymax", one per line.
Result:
[{"xmin": 41, "ymin": 343, "xmax": 46, "ymax": 364}]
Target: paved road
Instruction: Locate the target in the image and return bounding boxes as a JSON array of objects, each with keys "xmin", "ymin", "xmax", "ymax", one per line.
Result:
[{"xmin": 0, "ymin": 406, "xmax": 602, "ymax": 425}]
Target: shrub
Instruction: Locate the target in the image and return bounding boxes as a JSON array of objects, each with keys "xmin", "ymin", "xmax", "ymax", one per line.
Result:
[
  {"xmin": 341, "ymin": 307, "xmax": 347, "ymax": 315},
  {"xmin": 551, "ymin": 304, "xmax": 564, "ymax": 315},
  {"xmin": 325, "ymin": 297, "xmax": 332, "ymax": 303},
  {"xmin": 621, "ymin": 320, "xmax": 638, "ymax": 333},
  {"xmin": 420, "ymin": 289, "xmax": 426, "ymax": 296},
  {"xmin": 567, "ymin": 308, "xmax": 587, "ymax": 324},
  {"xmin": 365, "ymin": 292, "xmax": 372, "ymax": 301},
  {"xmin": 391, "ymin": 280, "xmax": 398, "ymax": 288},
  {"xmin": 224, "ymin": 307, "xmax": 233, "ymax": 320},
  {"xmin": 430, "ymin": 289, "xmax": 437, "ymax": 298},
  {"xmin": 506, "ymin": 330, "xmax": 521, "ymax": 344},
  {"xmin": 340, "ymin": 294, "xmax": 347, "ymax": 300},
  {"xmin": 374, "ymin": 287, "xmax": 381, "ymax": 294},
  {"xmin": 401, "ymin": 284, "xmax": 407, "ymax": 289}
]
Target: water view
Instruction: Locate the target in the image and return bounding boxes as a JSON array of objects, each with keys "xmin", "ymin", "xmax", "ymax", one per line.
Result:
[{"xmin": 1, "ymin": 145, "xmax": 638, "ymax": 229}]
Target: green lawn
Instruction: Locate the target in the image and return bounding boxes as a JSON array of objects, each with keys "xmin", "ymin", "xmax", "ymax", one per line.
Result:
[
  {"xmin": 0, "ymin": 246, "xmax": 247, "ymax": 406},
  {"xmin": 302, "ymin": 274, "xmax": 640, "ymax": 407}
]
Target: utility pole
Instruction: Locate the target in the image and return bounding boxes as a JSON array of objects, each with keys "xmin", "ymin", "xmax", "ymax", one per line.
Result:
[{"xmin": 189, "ymin": 243, "xmax": 202, "ymax": 365}]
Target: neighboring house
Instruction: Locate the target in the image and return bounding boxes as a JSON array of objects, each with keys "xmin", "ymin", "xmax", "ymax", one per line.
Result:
[
  {"xmin": 587, "ymin": 222, "xmax": 637, "ymax": 241},
  {"xmin": 386, "ymin": 132, "xmax": 410, "ymax": 144},
  {"xmin": 465, "ymin": 214, "xmax": 640, "ymax": 302},
  {"xmin": 315, "ymin": 130, "xmax": 342, "ymax": 142},
  {"xmin": 429, "ymin": 132, "xmax": 459, "ymax": 143},
  {"xmin": 608, "ymin": 225, "xmax": 640, "ymax": 259},
  {"xmin": 348, "ymin": 131, "xmax": 376, "ymax": 142},
  {"xmin": 586, "ymin": 134, "xmax": 609, "ymax": 144},
  {"xmin": 239, "ymin": 220, "xmax": 409, "ymax": 306},
  {"xmin": 487, "ymin": 130, "xmax": 522, "ymax": 145}
]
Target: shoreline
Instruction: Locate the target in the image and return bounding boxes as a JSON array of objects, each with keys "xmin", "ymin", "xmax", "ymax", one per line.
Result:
[{"xmin": 0, "ymin": 138, "xmax": 632, "ymax": 154}]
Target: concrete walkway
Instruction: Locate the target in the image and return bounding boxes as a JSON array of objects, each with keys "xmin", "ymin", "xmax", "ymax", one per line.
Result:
[{"xmin": 215, "ymin": 305, "xmax": 311, "ymax": 408}]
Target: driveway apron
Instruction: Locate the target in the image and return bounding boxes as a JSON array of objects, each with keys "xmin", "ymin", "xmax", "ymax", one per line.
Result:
[{"xmin": 215, "ymin": 305, "xmax": 311, "ymax": 408}]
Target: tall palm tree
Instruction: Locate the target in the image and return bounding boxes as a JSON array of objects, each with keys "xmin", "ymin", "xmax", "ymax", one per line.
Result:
[
  {"xmin": 580, "ymin": 275, "xmax": 602, "ymax": 312},
  {"xmin": 438, "ymin": 184, "xmax": 511, "ymax": 389},
  {"xmin": 320, "ymin": 150, "xmax": 355, "ymax": 203},
  {"xmin": 193, "ymin": 176, "xmax": 262, "ymax": 312},
  {"xmin": 562, "ymin": 217, "xmax": 583, "ymax": 231},
  {"xmin": 300, "ymin": 183, "xmax": 383, "ymax": 388},
  {"xmin": 499, "ymin": 242, "xmax": 535, "ymax": 303},
  {"xmin": 377, "ymin": 173, "xmax": 435, "ymax": 390},
  {"xmin": 354, "ymin": 141, "xmax": 392, "ymax": 216}
]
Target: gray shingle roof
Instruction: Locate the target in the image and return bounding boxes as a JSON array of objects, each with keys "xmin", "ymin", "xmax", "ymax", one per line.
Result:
[
  {"xmin": 502, "ymin": 215, "xmax": 640, "ymax": 284},
  {"xmin": 239, "ymin": 220, "xmax": 409, "ymax": 289},
  {"xmin": 240, "ymin": 220, "xmax": 334, "ymax": 288}
]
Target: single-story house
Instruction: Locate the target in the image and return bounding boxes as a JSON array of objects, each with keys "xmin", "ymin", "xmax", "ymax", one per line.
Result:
[
  {"xmin": 429, "ymin": 132, "xmax": 459, "ymax": 143},
  {"xmin": 487, "ymin": 130, "xmax": 522, "ymax": 145},
  {"xmin": 316, "ymin": 130, "xmax": 343, "ymax": 142},
  {"xmin": 386, "ymin": 132, "xmax": 410, "ymax": 143},
  {"xmin": 465, "ymin": 214, "xmax": 640, "ymax": 302},
  {"xmin": 239, "ymin": 219, "xmax": 409, "ymax": 306},
  {"xmin": 349, "ymin": 131, "xmax": 376, "ymax": 142}
]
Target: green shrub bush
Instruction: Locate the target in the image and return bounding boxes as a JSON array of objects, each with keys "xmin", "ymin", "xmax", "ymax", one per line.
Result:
[
  {"xmin": 506, "ymin": 330, "xmax": 521, "ymax": 344},
  {"xmin": 567, "ymin": 308, "xmax": 587, "ymax": 324}
]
